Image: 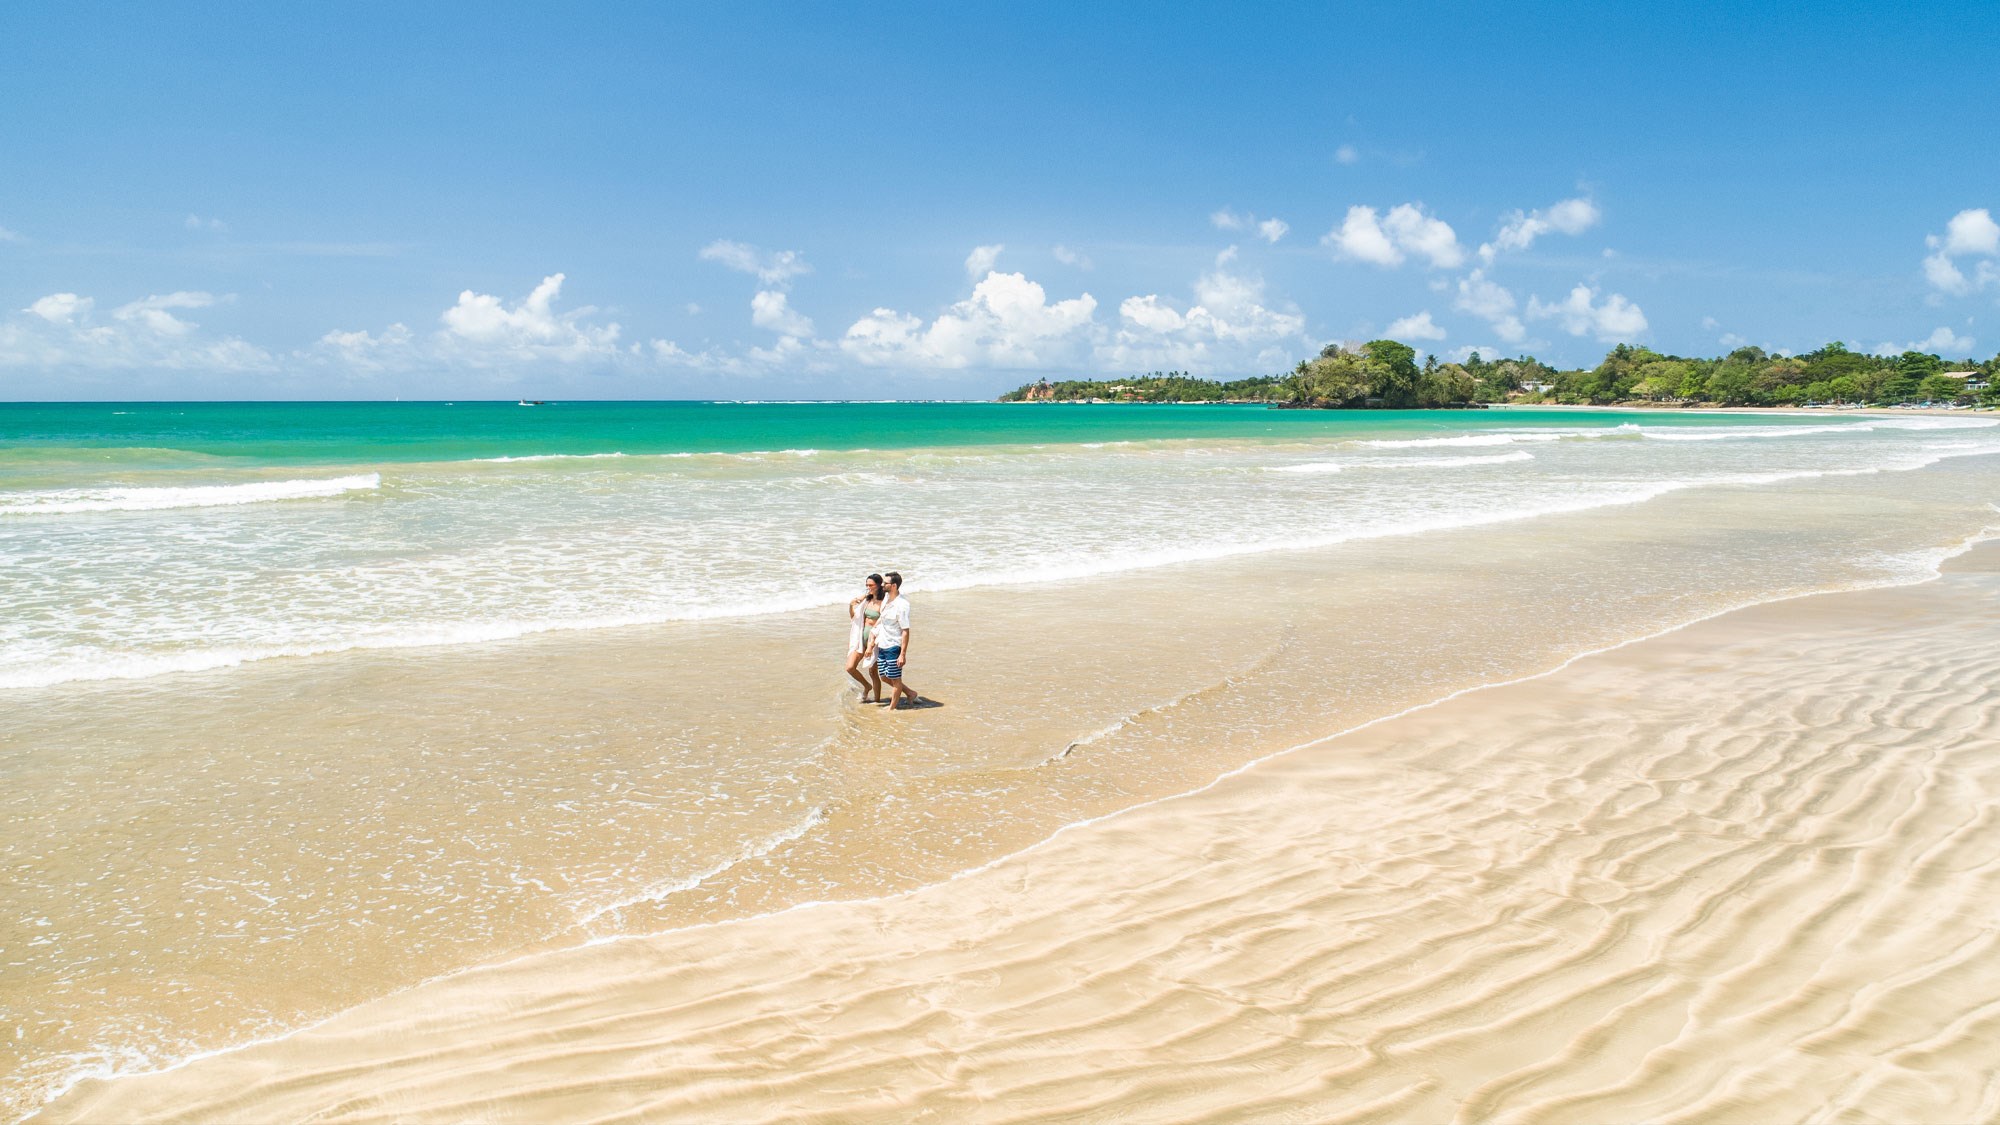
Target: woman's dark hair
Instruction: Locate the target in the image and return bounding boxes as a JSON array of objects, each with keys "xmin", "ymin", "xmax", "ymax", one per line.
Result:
[{"xmin": 866, "ymin": 573, "xmax": 884, "ymax": 598}]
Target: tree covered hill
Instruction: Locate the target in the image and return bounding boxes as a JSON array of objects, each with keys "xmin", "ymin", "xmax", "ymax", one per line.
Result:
[{"xmin": 1001, "ymin": 338, "xmax": 2000, "ymax": 409}]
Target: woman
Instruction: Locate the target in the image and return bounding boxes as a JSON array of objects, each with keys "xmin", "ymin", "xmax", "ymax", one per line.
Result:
[{"xmin": 845, "ymin": 573, "xmax": 885, "ymax": 703}]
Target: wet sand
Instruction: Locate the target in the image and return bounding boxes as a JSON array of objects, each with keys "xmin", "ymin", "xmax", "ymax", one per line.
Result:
[{"xmin": 40, "ymin": 543, "xmax": 2000, "ymax": 1123}]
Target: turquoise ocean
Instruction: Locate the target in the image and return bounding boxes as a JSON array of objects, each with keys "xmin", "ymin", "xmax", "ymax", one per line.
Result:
[{"xmin": 3, "ymin": 400, "xmax": 1999, "ymax": 690}]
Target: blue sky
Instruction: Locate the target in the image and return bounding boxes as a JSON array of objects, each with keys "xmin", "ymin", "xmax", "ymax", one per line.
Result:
[{"xmin": 2, "ymin": 1, "xmax": 1997, "ymax": 399}]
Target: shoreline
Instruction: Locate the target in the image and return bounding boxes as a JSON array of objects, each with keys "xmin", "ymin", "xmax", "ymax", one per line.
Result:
[{"xmin": 33, "ymin": 535, "xmax": 2000, "ymax": 1123}]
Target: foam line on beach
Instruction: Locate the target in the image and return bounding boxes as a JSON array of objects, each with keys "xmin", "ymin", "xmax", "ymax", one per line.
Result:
[
  {"xmin": 0, "ymin": 474, "xmax": 381, "ymax": 516},
  {"xmin": 1269, "ymin": 450, "xmax": 1536, "ymax": 473},
  {"xmin": 573, "ymin": 808, "xmax": 828, "ymax": 931},
  {"xmin": 8, "ymin": 443, "xmax": 1998, "ymax": 691}
]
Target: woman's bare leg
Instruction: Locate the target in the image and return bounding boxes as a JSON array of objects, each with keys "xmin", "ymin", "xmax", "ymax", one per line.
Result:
[{"xmin": 845, "ymin": 652, "xmax": 872, "ymax": 697}]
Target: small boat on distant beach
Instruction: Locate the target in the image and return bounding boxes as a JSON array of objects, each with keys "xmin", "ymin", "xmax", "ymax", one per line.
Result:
[{"xmin": 517, "ymin": 399, "xmax": 550, "ymax": 406}]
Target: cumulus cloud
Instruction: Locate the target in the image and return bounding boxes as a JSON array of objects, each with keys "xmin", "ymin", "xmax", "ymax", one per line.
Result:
[
  {"xmin": 750, "ymin": 289, "xmax": 814, "ymax": 337},
  {"xmin": 965, "ymin": 243, "xmax": 1004, "ymax": 279},
  {"xmin": 438, "ymin": 273, "xmax": 621, "ymax": 361},
  {"xmin": 183, "ymin": 214, "xmax": 227, "ymax": 233},
  {"xmin": 842, "ymin": 271, "xmax": 1099, "ymax": 370},
  {"xmin": 0, "ymin": 224, "xmax": 23, "ymax": 243},
  {"xmin": 698, "ymin": 239, "xmax": 811, "ymax": 287},
  {"xmin": 1527, "ymin": 284, "xmax": 1648, "ymax": 342},
  {"xmin": 1880, "ymin": 326, "xmax": 1978, "ymax": 356},
  {"xmin": 1051, "ymin": 244, "xmax": 1092, "ymax": 269},
  {"xmin": 1478, "ymin": 197, "xmax": 1600, "ymax": 263},
  {"xmin": 1210, "ymin": 207, "xmax": 1248, "ymax": 231},
  {"xmin": 1256, "ymin": 218, "xmax": 1289, "ymax": 244},
  {"xmin": 1384, "ymin": 310, "xmax": 1446, "ymax": 341},
  {"xmin": 27, "ymin": 293, "xmax": 92, "ymax": 324},
  {"xmin": 3, "ymin": 288, "xmax": 269, "ymax": 371},
  {"xmin": 1922, "ymin": 208, "xmax": 2000, "ymax": 297},
  {"xmin": 1101, "ymin": 268, "xmax": 1307, "ymax": 371},
  {"xmin": 316, "ymin": 273, "xmax": 625, "ymax": 371},
  {"xmin": 1334, "ymin": 144, "xmax": 1360, "ymax": 166},
  {"xmin": 1451, "ymin": 269, "xmax": 1526, "ymax": 343},
  {"xmin": 1324, "ymin": 203, "xmax": 1463, "ymax": 269}
]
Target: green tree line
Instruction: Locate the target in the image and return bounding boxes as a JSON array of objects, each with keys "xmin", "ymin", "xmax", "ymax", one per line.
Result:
[{"xmin": 1000, "ymin": 340, "xmax": 2000, "ymax": 408}]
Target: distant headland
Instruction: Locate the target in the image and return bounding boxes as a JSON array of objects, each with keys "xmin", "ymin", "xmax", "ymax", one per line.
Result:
[{"xmin": 1001, "ymin": 339, "xmax": 1998, "ymax": 409}]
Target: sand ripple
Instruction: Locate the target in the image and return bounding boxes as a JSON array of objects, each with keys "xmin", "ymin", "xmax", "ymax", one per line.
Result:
[{"xmin": 40, "ymin": 554, "xmax": 2000, "ymax": 1123}]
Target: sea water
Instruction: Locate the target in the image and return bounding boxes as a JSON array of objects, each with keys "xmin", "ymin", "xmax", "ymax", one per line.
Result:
[{"xmin": 3, "ymin": 401, "xmax": 1999, "ymax": 1115}]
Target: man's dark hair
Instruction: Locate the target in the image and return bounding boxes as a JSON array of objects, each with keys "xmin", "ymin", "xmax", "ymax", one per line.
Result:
[{"xmin": 885, "ymin": 571, "xmax": 902, "ymax": 588}]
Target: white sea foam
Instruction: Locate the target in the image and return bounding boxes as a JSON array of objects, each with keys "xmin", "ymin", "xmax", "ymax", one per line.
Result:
[
  {"xmin": 1379, "ymin": 451, "xmax": 1537, "ymax": 468},
  {"xmin": 1355, "ymin": 432, "xmax": 1571, "ymax": 448},
  {"xmin": 576, "ymin": 808, "xmax": 828, "ymax": 930},
  {"xmin": 475, "ymin": 453, "xmax": 628, "ymax": 463},
  {"xmin": 7, "ymin": 423, "xmax": 1999, "ymax": 692},
  {"xmin": 0, "ymin": 474, "xmax": 381, "ymax": 516},
  {"xmin": 1271, "ymin": 450, "xmax": 1534, "ymax": 473},
  {"xmin": 1637, "ymin": 423, "xmax": 1867, "ymax": 441}
]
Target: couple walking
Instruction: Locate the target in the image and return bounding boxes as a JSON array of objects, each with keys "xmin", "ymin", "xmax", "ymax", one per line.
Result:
[{"xmin": 845, "ymin": 571, "xmax": 923, "ymax": 710}]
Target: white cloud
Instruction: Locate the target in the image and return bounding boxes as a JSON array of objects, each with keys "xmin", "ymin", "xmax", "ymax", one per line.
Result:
[
  {"xmin": 1325, "ymin": 203, "xmax": 1463, "ymax": 269},
  {"xmin": 183, "ymin": 214, "xmax": 227, "ymax": 233},
  {"xmin": 1719, "ymin": 332, "xmax": 1749, "ymax": 348},
  {"xmin": 965, "ymin": 243, "xmax": 1004, "ymax": 280},
  {"xmin": 1326, "ymin": 206, "xmax": 1401, "ymax": 267},
  {"xmin": 1334, "ymin": 144, "xmax": 1360, "ymax": 166},
  {"xmin": 27, "ymin": 293, "xmax": 93, "ymax": 324},
  {"xmin": 1051, "ymin": 244, "xmax": 1092, "ymax": 269},
  {"xmin": 0, "ymin": 224, "xmax": 23, "ymax": 243},
  {"xmin": 1446, "ymin": 344, "xmax": 1502, "ymax": 363},
  {"xmin": 1701, "ymin": 316, "xmax": 1719, "ymax": 331},
  {"xmin": 2, "ymin": 288, "xmax": 269, "ymax": 371},
  {"xmin": 1478, "ymin": 197, "xmax": 1601, "ymax": 264},
  {"xmin": 1385, "ymin": 311, "xmax": 1446, "ymax": 341},
  {"xmin": 1911, "ymin": 326, "xmax": 1977, "ymax": 355},
  {"xmin": 842, "ymin": 271, "xmax": 1099, "ymax": 370},
  {"xmin": 316, "ymin": 324, "xmax": 415, "ymax": 373},
  {"xmin": 749, "ymin": 289, "xmax": 813, "ymax": 337},
  {"xmin": 1527, "ymin": 284, "xmax": 1648, "ymax": 342},
  {"xmin": 1922, "ymin": 209, "xmax": 2000, "ymax": 296},
  {"xmin": 1100, "ymin": 270, "xmax": 1307, "ymax": 372},
  {"xmin": 1932, "ymin": 209, "xmax": 2000, "ymax": 256},
  {"xmin": 684, "ymin": 302, "xmax": 703, "ymax": 315},
  {"xmin": 1215, "ymin": 245, "xmax": 1239, "ymax": 266},
  {"xmin": 111, "ymin": 291, "xmax": 220, "ymax": 336},
  {"xmin": 437, "ymin": 273, "xmax": 621, "ymax": 361},
  {"xmin": 698, "ymin": 239, "xmax": 811, "ymax": 287},
  {"xmin": 1451, "ymin": 269, "xmax": 1525, "ymax": 343},
  {"xmin": 1212, "ymin": 209, "xmax": 1288, "ymax": 244},
  {"xmin": 1382, "ymin": 204, "xmax": 1464, "ymax": 268},
  {"xmin": 1923, "ymin": 252, "xmax": 1970, "ymax": 295}
]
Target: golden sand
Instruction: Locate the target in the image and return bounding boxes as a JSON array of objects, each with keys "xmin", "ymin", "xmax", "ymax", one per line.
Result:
[{"xmin": 40, "ymin": 544, "xmax": 2000, "ymax": 1123}]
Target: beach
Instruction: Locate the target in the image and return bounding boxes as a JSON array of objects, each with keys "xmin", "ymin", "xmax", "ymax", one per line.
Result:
[
  {"xmin": 6, "ymin": 403, "xmax": 2000, "ymax": 1119},
  {"xmin": 36, "ymin": 543, "xmax": 2000, "ymax": 1124}
]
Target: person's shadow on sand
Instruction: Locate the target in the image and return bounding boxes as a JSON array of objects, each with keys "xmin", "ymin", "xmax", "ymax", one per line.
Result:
[{"xmin": 880, "ymin": 698, "xmax": 945, "ymax": 711}]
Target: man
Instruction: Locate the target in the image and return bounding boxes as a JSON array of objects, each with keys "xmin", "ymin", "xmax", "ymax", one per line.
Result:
[{"xmin": 871, "ymin": 571, "xmax": 922, "ymax": 710}]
